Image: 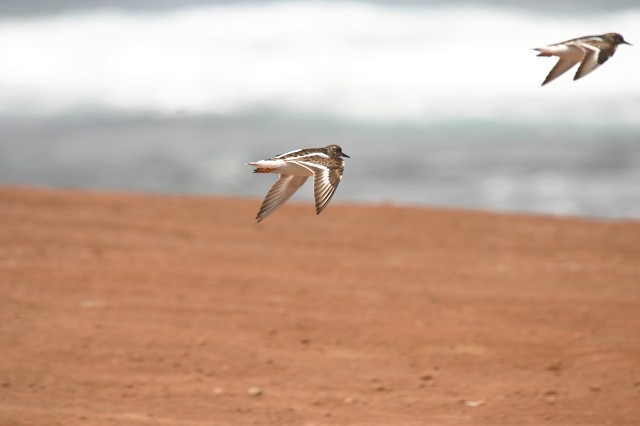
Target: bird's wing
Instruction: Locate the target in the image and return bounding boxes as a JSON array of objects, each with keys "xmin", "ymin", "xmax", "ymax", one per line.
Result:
[
  {"xmin": 256, "ymin": 175, "xmax": 309, "ymax": 222},
  {"xmin": 296, "ymin": 162, "xmax": 343, "ymax": 215},
  {"xmin": 541, "ymin": 45, "xmax": 585, "ymax": 86},
  {"xmin": 573, "ymin": 43, "xmax": 606, "ymax": 81}
]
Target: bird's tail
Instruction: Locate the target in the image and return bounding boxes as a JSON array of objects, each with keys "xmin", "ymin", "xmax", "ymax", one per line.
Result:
[{"xmin": 534, "ymin": 47, "xmax": 553, "ymax": 57}]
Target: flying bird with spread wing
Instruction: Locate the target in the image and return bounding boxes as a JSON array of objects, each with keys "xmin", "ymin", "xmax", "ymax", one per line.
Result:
[{"xmin": 534, "ymin": 32, "xmax": 631, "ymax": 86}]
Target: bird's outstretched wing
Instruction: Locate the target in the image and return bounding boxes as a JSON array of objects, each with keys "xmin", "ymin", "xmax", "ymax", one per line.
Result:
[{"xmin": 256, "ymin": 175, "xmax": 309, "ymax": 222}]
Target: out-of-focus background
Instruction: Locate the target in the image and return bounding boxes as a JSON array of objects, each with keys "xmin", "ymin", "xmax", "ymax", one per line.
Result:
[{"xmin": 1, "ymin": 0, "xmax": 638, "ymax": 218}]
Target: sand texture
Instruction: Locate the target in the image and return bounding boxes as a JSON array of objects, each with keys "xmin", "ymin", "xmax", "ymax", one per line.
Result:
[{"xmin": 1, "ymin": 186, "xmax": 639, "ymax": 425}]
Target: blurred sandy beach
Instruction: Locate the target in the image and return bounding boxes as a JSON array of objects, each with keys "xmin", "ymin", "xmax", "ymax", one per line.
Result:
[{"xmin": 1, "ymin": 185, "xmax": 639, "ymax": 425}]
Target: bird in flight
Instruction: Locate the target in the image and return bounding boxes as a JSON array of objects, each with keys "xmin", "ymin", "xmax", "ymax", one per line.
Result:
[
  {"xmin": 534, "ymin": 32, "xmax": 631, "ymax": 86},
  {"xmin": 247, "ymin": 145, "xmax": 349, "ymax": 223}
]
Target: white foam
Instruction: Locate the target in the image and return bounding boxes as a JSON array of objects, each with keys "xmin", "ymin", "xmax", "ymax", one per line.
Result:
[{"xmin": 0, "ymin": 2, "xmax": 638, "ymax": 124}]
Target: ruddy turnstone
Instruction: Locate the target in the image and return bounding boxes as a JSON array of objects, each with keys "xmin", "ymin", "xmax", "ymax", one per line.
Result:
[
  {"xmin": 534, "ymin": 32, "xmax": 631, "ymax": 86},
  {"xmin": 247, "ymin": 145, "xmax": 350, "ymax": 223}
]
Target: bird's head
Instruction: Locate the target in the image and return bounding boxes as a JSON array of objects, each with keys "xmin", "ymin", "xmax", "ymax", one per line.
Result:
[
  {"xmin": 326, "ymin": 145, "xmax": 350, "ymax": 158},
  {"xmin": 610, "ymin": 33, "xmax": 632, "ymax": 46}
]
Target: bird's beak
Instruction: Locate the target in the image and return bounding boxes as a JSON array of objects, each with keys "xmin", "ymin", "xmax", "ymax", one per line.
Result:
[
  {"xmin": 623, "ymin": 40, "xmax": 633, "ymax": 46},
  {"xmin": 342, "ymin": 153, "xmax": 350, "ymax": 158}
]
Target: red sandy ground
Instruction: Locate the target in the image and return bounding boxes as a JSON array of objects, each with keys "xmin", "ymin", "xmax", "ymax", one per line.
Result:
[{"xmin": 0, "ymin": 186, "xmax": 639, "ymax": 425}]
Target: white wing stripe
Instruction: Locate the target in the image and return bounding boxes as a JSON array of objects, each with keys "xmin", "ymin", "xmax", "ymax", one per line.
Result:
[{"xmin": 276, "ymin": 152, "xmax": 330, "ymax": 160}]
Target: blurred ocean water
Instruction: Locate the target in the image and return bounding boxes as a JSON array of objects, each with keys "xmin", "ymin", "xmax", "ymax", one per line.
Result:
[{"xmin": 0, "ymin": 1, "xmax": 639, "ymax": 218}]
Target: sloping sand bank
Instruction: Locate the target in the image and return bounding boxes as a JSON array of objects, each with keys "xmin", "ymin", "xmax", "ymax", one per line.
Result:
[{"xmin": 1, "ymin": 186, "xmax": 639, "ymax": 425}]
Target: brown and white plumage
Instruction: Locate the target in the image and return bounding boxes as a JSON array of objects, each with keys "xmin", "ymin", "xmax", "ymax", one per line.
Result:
[
  {"xmin": 534, "ymin": 33, "xmax": 631, "ymax": 86},
  {"xmin": 247, "ymin": 145, "xmax": 349, "ymax": 223}
]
